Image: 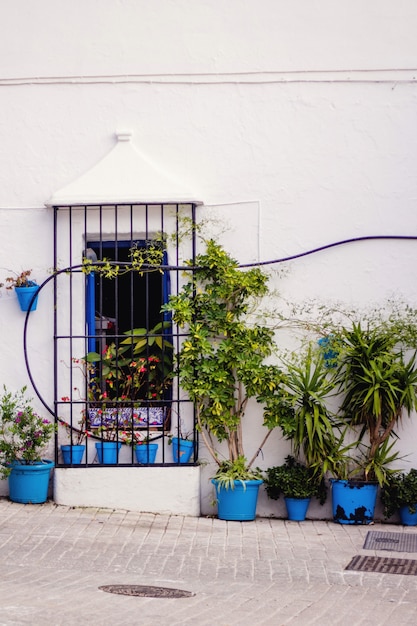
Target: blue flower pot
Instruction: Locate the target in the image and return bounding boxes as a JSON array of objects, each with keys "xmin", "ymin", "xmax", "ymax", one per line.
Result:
[
  {"xmin": 171, "ymin": 438, "xmax": 194, "ymax": 464},
  {"xmin": 15, "ymin": 284, "xmax": 39, "ymax": 312},
  {"xmin": 331, "ymin": 479, "xmax": 378, "ymax": 524},
  {"xmin": 135, "ymin": 443, "xmax": 158, "ymax": 464},
  {"xmin": 284, "ymin": 497, "xmax": 311, "ymax": 521},
  {"xmin": 8, "ymin": 460, "xmax": 54, "ymax": 504},
  {"xmin": 211, "ymin": 479, "xmax": 263, "ymax": 521},
  {"xmin": 61, "ymin": 445, "xmax": 86, "ymax": 465},
  {"xmin": 399, "ymin": 505, "xmax": 417, "ymax": 526},
  {"xmin": 95, "ymin": 442, "xmax": 121, "ymax": 464}
]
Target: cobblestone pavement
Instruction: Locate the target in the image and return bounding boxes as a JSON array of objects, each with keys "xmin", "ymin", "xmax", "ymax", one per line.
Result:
[{"xmin": 1, "ymin": 499, "xmax": 417, "ymax": 625}]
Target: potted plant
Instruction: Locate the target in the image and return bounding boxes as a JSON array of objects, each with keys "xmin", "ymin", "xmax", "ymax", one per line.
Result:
[
  {"xmin": 322, "ymin": 432, "xmax": 400, "ymax": 524},
  {"xmin": 88, "ymin": 412, "xmax": 123, "ymax": 463},
  {"xmin": 61, "ymin": 321, "xmax": 173, "ymax": 463},
  {"xmin": 85, "ymin": 320, "xmax": 173, "ymax": 433},
  {"xmin": 59, "ymin": 412, "xmax": 87, "ymax": 465},
  {"xmin": 167, "ymin": 422, "xmax": 194, "ymax": 464},
  {"xmin": 262, "ymin": 346, "xmax": 333, "ymax": 521},
  {"xmin": 320, "ymin": 321, "xmax": 417, "ymax": 524},
  {"xmin": 5, "ymin": 269, "xmax": 39, "ymax": 311},
  {"xmin": 0, "ymin": 386, "xmax": 56, "ymax": 503},
  {"xmin": 164, "ymin": 238, "xmax": 286, "ymax": 520},
  {"xmin": 381, "ymin": 468, "xmax": 417, "ymax": 525},
  {"xmin": 268, "ymin": 344, "xmax": 337, "ymax": 469},
  {"xmin": 265, "ymin": 456, "xmax": 326, "ymax": 521},
  {"xmin": 134, "ymin": 438, "xmax": 159, "ymax": 464},
  {"xmin": 60, "ymin": 393, "xmax": 121, "ymax": 465},
  {"xmin": 122, "ymin": 431, "xmax": 160, "ymax": 464}
]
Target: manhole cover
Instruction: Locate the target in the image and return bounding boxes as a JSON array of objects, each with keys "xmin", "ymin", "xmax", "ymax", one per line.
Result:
[
  {"xmin": 99, "ymin": 585, "xmax": 194, "ymax": 598},
  {"xmin": 346, "ymin": 555, "xmax": 417, "ymax": 576},
  {"xmin": 363, "ymin": 531, "xmax": 417, "ymax": 552}
]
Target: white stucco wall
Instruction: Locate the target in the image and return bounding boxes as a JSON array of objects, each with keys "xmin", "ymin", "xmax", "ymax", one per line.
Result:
[{"xmin": 1, "ymin": 1, "xmax": 417, "ymax": 517}]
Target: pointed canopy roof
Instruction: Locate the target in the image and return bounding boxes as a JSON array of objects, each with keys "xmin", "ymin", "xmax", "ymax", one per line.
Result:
[{"xmin": 46, "ymin": 132, "xmax": 202, "ymax": 206}]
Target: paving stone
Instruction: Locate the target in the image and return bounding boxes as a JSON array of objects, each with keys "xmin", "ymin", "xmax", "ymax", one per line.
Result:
[{"xmin": 1, "ymin": 500, "xmax": 417, "ymax": 624}]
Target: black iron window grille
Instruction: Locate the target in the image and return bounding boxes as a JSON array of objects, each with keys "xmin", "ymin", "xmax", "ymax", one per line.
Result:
[{"xmin": 53, "ymin": 203, "xmax": 197, "ymax": 467}]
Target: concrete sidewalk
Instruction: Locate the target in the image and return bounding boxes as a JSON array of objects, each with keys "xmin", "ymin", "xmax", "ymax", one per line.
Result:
[{"xmin": 0, "ymin": 499, "xmax": 416, "ymax": 625}]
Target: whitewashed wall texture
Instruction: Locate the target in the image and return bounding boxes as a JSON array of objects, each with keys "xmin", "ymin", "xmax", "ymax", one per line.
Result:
[{"xmin": 0, "ymin": 1, "xmax": 417, "ymax": 517}]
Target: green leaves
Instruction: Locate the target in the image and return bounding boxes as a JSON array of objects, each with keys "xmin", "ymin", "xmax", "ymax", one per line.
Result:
[
  {"xmin": 265, "ymin": 456, "xmax": 327, "ymax": 504},
  {"xmin": 336, "ymin": 322, "xmax": 417, "ymax": 474},
  {"xmin": 120, "ymin": 322, "xmax": 173, "ymax": 354},
  {"xmin": 164, "ymin": 238, "xmax": 281, "ymax": 469},
  {"xmin": 0, "ymin": 386, "xmax": 56, "ymax": 478},
  {"xmin": 276, "ymin": 346, "xmax": 337, "ymax": 468},
  {"xmin": 213, "ymin": 456, "xmax": 263, "ymax": 489},
  {"xmin": 381, "ymin": 468, "xmax": 417, "ymax": 518},
  {"xmin": 82, "ymin": 242, "xmax": 164, "ymax": 278},
  {"xmin": 85, "ymin": 321, "xmax": 173, "ymax": 403}
]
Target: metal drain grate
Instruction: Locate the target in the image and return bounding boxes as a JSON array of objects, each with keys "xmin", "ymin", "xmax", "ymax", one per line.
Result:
[
  {"xmin": 346, "ymin": 555, "xmax": 417, "ymax": 575},
  {"xmin": 363, "ymin": 531, "xmax": 417, "ymax": 552},
  {"xmin": 99, "ymin": 585, "xmax": 194, "ymax": 598}
]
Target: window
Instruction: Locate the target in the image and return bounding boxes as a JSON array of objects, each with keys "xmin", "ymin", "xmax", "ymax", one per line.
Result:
[
  {"xmin": 85, "ymin": 240, "xmax": 169, "ymax": 352},
  {"xmin": 53, "ymin": 203, "xmax": 197, "ymax": 466}
]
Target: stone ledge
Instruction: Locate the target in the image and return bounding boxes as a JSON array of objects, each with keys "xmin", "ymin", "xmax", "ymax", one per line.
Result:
[{"xmin": 54, "ymin": 465, "xmax": 201, "ymax": 516}]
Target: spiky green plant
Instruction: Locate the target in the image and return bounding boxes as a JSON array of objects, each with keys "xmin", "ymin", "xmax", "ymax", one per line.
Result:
[{"xmin": 336, "ymin": 322, "xmax": 417, "ymax": 482}]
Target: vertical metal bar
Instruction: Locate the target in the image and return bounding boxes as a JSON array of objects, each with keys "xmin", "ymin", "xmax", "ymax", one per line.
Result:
[
  {"xmin": 53, "ymin": 206, "xmax": 59, "ymax": 464},
  {"xmin": 114, "ymin": 205, "xmax": 120, "ymax": 449},
  {"xmin": 191, "ymin": 203, "xmax": 198, "ymax": 461},
  {"xmin": 68, "ymin": 207, "xmax": 75, "ymax": 453},
  {"xmin": 83, "ymin": 206, "xmax": 89, "ymax": 464},
  {"xmin": 129, "ymin": 204, "xmax": 134, "ymax": 463}
]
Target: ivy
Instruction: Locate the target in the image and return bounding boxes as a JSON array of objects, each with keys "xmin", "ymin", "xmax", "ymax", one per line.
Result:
[{"xmin": 164, "ymin": 238, "xmax": 286, "ymax": 471}]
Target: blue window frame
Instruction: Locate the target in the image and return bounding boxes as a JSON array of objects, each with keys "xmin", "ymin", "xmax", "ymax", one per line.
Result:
[{"xmin": 86, "ymin": 240, "xmax": 170, "ymax": 354}]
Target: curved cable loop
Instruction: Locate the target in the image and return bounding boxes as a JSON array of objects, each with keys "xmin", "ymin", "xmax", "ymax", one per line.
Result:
[{"xmin": 23, "ymin": 234, "xmax": 417, "ymax": 414}]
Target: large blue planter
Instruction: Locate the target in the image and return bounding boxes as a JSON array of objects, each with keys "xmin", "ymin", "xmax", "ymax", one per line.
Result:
[
  {"xmin": 95, "ymin": 442, "xmax": 121, "ymax": 464},
  {"xmin": 211, "ymin": 479, "xmax": 263, "ymax": 521},
  {"xmin": 15, "ymin": 284, "xmax": 39, "ymax": 312},
  {"xmin": 8, "ymin": 460, "xmax": 54, "ymax": 504},
  {"xmin": 399, "ymin": 504, "xmax": 417, "ymax": 526},
  {"xmin": 284, "ymin": 497, "xmax": 311, "ymax": 521},
  {"xmin": 331, "ymin": 479, "xmax": 378, "ymax": 524},
  {"xmin": 171, "ymin": 438, "xmax": 194, "ymax": 464},
  {"xmin": 135, "ymin": 443, "xmax": 158, "ymax": 464},
  {"xmin": 61, "ymin": 445, "xmax": 86, "ymax": 465}
]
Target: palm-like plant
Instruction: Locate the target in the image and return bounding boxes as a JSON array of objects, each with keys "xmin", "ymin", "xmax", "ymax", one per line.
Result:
[
  {"xmin": 273, "ymin": 345, "xmax": 337, "ymax": 468},
  {"xmin": 335, "ymin": 322, "xmax": 417, "ymax": 482}
]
